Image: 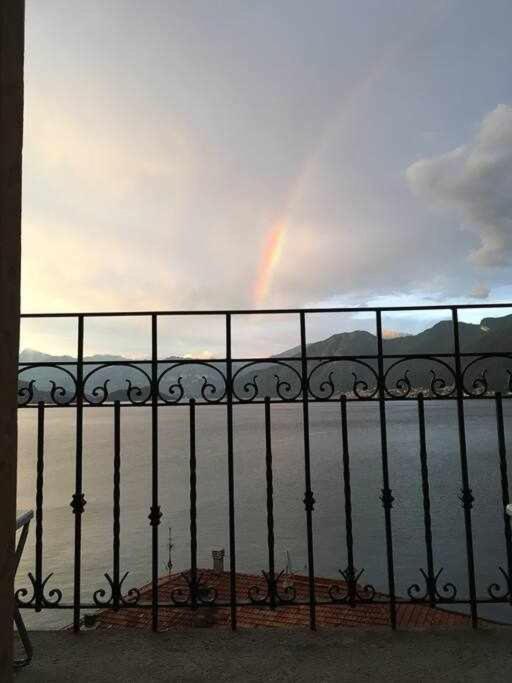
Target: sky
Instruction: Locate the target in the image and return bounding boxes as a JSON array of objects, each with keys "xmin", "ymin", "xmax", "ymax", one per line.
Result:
[{"xmin": 21, "ymin": 0, "xmax": 512, "ymax": 356}]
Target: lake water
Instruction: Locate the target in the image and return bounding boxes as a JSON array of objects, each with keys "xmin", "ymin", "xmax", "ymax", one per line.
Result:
[{"xmin": 16, "ymin": 400, "xmax": 512, "ymax": 628}]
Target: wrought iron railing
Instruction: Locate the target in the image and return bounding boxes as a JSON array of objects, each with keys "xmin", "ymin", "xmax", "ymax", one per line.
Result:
[{"xmin": 15, "ymin": 304, "xmax": 512, "ymax": 630}]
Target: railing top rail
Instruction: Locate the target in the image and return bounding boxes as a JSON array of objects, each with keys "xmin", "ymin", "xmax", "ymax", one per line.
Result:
[{"xmin": 19, "ymin": 302, "xmax": 512, "ymax": 318}]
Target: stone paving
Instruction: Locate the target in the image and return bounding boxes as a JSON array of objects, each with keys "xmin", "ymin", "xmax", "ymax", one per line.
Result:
[{"xmin": 14, "ymin": 626, "xmax": 512, "ymax": 682}]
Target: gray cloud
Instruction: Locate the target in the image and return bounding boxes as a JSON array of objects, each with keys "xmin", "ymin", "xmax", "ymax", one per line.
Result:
[{"xmin": 406, "ymin": 105, "xmax": 512, "ymax": 267}]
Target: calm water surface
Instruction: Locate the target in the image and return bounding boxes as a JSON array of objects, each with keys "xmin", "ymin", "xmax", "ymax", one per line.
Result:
[{"xmin": 16, "ymin": 401, "xmax": 512, "ymax": 628}]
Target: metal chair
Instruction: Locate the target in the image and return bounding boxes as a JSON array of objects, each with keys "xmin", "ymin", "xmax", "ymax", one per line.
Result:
[{"xmin": 14, "ymin": 510, "xmax": 34, "ymax": 668}]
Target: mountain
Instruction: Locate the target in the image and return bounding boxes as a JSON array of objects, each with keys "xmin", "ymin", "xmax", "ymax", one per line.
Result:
[
  {"xmin": 18, "ymin": 313, "xmax": 512, "ymax": 403},
  {"xmin": 250, "ymin": 315, "xmax": 512, "ymax": 399}
]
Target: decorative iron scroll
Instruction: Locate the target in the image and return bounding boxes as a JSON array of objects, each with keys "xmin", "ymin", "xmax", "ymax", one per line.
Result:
[
  {"xmin": 383, "ymin": 357, "xmax": 456, "ymax": 398},
  {"xmin": 170, "ymin": 571, "xmax": 218, "ymax": 605},
  {"xmin": 93, "ymin": 571, "xmax": 141, "ymax": 607},
  {"xmin": 328, "ymin": 567, "xmax": 376, "ymax": 603},
  {"xmin": 407, "ymin": 568, "xmax": 457, "ymax": 602},
  {"xmin": 18, "ymin": 364, "xmax": 78, "ymax": 406},
  {"xmin": 461, "ymin": 355, "xmax": 512, "ymax": 398},
  {"xmin": 83, "ymin": 363, "xmax": 152, "ymax": 405},
  {"xmin": 487, "ymin": 567, "xmax": 512, "ymax": 601},
  {"xmin": 248, "ymin": 570, "xmax": 297, "ymax": 604},
  {"xmin": 17, "ymin": 353, "xmax": 512, "ymax": 404},
  {"xmin": 15, "ymin": 572, "xmax": 63, "ymax": 608},
  {"xmin": 158, "ymin": 362, "xmax": 227, "ymax": 404},
  {"xmin": 307, "ymin": 359, "xmax": 378, "ymax": 400},
  {"xmin": 232, "ymin": 360, "xmax": 303, "ymax": 401}
]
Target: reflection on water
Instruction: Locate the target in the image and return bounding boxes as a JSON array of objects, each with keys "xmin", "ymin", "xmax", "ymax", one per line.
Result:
[{"xmin": 16, "ymin": 400, "xmax": 512, "ymax": 628}]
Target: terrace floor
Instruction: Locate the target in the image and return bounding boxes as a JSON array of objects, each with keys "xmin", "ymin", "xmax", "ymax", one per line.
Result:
[{"xmin": 14, "ymin": 625, "xmax": 512, "ymax": 682}]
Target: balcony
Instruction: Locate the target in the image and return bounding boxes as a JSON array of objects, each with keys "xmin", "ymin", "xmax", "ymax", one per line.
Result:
[{"xmin": 13, "ymin": 304, "xmax": 512, "ymax": 676}]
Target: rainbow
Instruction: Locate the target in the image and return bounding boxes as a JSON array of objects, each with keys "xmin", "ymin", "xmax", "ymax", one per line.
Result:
[
  {"xmin": 253, "ymin": 221, "xmax": 288, "ymax": 305},
  {"xmin": 252, "ymin": 10, "xmax": 437, "ymax": 307}
]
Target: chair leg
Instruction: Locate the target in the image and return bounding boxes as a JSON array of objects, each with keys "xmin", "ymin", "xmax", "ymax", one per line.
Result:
[{"xmin": 13, "ymin": 608, "xmax": 33, "ymax": 668}]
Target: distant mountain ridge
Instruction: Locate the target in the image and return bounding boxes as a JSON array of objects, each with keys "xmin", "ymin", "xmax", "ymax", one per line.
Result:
[{"xmin": 18, "ymin": 313, "xmax": 512, "ymax": 402}]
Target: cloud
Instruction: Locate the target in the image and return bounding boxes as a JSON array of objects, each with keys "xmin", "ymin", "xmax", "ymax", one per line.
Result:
[
  {"xmin": 406, "ymin": 104, "xmax": 512, "ymax": 267},
  {"xmin": 469, "ymin": 283, "xmax": 490, "ymax": 299},
  {"xmin": 184, "ymin": 350, "xmax": 215, "ymax": 360},
  {"xmin": 382, "ymin": 329, "xmax": 409, "ymax": 339},
  {"xmin": 24, "ymin": 1, "xmax": 512, "ymax": 346}
]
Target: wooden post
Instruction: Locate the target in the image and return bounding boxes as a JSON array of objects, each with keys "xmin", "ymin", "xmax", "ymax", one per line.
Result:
[{"xmin": 0, "ymin": 0, "xmax": 25, "ymax": 678}]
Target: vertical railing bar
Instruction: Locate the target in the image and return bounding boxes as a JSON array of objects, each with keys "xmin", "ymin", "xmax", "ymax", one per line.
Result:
[
  {"xmin": 340, "ymin": 396, "xmax": 356, "ymax": 607},
  {"xmin": 189, "ymin": 398, "xmax": 198, "ymax": 609},
  {"xmin": 417, "ymin": 395, "xmax": 436, "ymax": 607},
  {"xmin": 299, "ymin": 311, "xmax": 316, "ymax": 630},
  {"xmin": 72, "ymin": 314, "xmax": 84, "ymax": 632},
  {"xmin": 150, "ymin": 313, "xmax": 160, "ymax": 631},
  {"xmin": 452, "ymin": 307, "xmax": 478, "ymax": 627},
  {"xmin": 264, "ymin": 397, "xmax": 276, "ymax": 609},
  {"xmin": 376, "ymin": 310, "xmax": 397, "ymax": 629},
  {"xmin": 35, "ymin": 401, "xmax": 45, "ymax": 612},
  {"xmin": 226, "ymin": 313, "xmax": 237, "ymax": 629},
  {"xmin": 113, "ymin": 401, "xmax": 121, "ymax": 611},
  {"xmin": 495, "ymin": 392, "xmax": 512, "ymax": 603}
]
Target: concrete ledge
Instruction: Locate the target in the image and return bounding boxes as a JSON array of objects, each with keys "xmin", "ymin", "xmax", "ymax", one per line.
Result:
[{"xmin": 14, "ymin": 626, "xmax": 512, "ymax": 682}]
